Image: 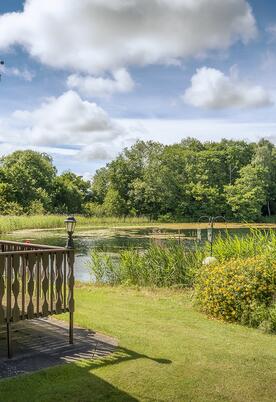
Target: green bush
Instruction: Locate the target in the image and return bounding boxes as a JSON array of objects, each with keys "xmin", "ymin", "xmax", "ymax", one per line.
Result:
[
  {"xmin": 195, "ymin": 256, "xmax": 276, "ymax": 329},
  {"xmin": 28, "ymin": 200, "xmax": 46, "ymax": 215},
  {"xmin": 0, "ymin": 201, "xmax": 24, "ymax": 216},
  {"xmin": 83, "ymin": 202, "xmax": 106, "ymax": 217}
]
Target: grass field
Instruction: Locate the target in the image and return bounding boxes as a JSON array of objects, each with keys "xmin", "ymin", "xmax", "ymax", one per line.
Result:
[{"xmin": 0, "ymin": 286, "xmax": 275, "ymax": 402}]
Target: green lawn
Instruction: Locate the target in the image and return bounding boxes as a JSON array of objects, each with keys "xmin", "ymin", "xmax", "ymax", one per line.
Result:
[{"xmin": 1, "ymin": 286, "xmax": 276, "ymax": 402}]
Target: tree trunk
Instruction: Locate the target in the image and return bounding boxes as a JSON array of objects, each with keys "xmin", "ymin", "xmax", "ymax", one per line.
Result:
[{"xmin": 267, "ymin": 200, "xmax": 271, "ymax": 216}]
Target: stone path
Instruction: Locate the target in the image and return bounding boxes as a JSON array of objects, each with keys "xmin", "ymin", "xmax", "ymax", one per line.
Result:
[{"xmin": 0, "ymin": 318, "xmax": 117, "ymax": 379}]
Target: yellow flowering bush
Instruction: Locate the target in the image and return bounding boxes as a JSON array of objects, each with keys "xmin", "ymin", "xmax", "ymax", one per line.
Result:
[{"xmin": 195, "ymin": 256, "xmax": 276, "ymax": 325}]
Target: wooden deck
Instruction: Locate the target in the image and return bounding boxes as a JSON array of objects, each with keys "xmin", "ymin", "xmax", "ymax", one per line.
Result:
[
  {"xmin": 0, "ymin": 318, "xmax": 117, "ymax": 378},
  {"xmin": 0, "ymin": 240, "xmax": 75, "ymax": 357}
]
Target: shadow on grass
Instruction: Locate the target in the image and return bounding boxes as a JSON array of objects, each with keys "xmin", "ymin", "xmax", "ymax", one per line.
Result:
[
  {"xmin": 0, "ymin": 346, "xmax": 172, "ymax": 402},
  {"xmin": 78, "ymin": 345, "xmax": 172, "ymax": 370},
  {"xmin": 67, "ymin": 346, "xmax": 172, "ymax": 401}
]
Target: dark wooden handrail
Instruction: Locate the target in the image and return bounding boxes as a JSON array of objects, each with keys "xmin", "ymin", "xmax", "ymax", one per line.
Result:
[
  {"xmin": 0, "ymin": 240, "xmax": 64, "ymax": 250},
  {"xmin": 0, "ymin": 248, "xmax": 67, "ymax": 255}
]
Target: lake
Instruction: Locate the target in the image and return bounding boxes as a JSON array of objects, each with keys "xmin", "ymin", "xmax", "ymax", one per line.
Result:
[{"xmin": 2, "ymin": 225, "xmax": 259, "ymax": 282}]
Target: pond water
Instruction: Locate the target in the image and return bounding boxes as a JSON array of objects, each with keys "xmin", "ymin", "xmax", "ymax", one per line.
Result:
[{"xmin": 3, "ymin": 226, "xmax": 257, "ymax": 282}]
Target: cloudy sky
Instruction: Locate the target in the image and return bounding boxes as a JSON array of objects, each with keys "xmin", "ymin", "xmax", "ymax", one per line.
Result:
[{"xmin": 0, "ymin": 0, "xmax": 276, "ymax": 177}]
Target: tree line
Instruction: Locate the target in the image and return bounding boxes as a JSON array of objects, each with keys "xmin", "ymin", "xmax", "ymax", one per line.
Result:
[
  {"xmin": 0, "ymin": 138, "xmax": 275, "ymax": 221},
  {"xmin": 90, "ymin": 138, "xmax": 276, "ymax": 221}
]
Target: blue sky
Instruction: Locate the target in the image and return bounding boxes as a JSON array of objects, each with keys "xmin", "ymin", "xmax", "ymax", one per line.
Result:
[{"xmin": 0, "ymin": 1, "xmax": 276, "ymax": 177}]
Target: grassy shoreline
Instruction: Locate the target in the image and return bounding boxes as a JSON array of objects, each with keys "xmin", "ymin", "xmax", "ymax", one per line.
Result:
[
  {"xmin": 1, "ymin": 214, "xmax": 276, "ymax": 235},
  {"xmin": 0, "ymin": 215, "xmax": 152, "ymax": 234}
]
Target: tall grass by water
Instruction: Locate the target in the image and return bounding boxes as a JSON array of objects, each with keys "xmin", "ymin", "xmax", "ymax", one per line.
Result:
[
  {"xmin": 89, "ymin": 229, "xmax": 276, "ymax": 287},
  {"xmin": 0, "ymin": 215, "xmax": 151, "ymax": 234},
  {"xmin": 90, "ymin": 242, "xmax": 202, "ymax": 287},
  {"xmin": 211, "ymin": 228, "xmax": 276, "ymax": 260}
]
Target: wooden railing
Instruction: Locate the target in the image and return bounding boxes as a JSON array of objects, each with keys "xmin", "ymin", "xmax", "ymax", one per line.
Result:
[{"xmin": 0, "ymin": 240, "xmax": 75, "ymax": 357}]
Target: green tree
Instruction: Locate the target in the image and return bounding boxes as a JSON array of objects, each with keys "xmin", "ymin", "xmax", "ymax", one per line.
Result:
[
  {"xmin": 225, "ymin": 164, "xmax": 268, "ymax": 221},
  {"xmin": 52, "ymin": 172, "xmax": 90, "ymax": 214},
  {"xmin": 103, "ymin": 188, "xmax": 127, "ymax": 216},
  {"xmin": 251, "ymin": 139, "xmax": 276, "ymax": 216},
  {"xmin": 91, "ymin": 167, "xmax": 109, "ymax": 203},
  {"xmin": 0, "ymin": 150, "xmax": 56, "ymax": 211}
]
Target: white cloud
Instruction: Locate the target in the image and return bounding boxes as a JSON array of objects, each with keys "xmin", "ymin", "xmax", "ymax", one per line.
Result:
[
  {"xmin": 183, "ymin": 67, "xmax": 272, "ymax": 109},
  {"xmin": 0, "ymin": 0, "xmax": 257, "ymax": 74},
  {"xmin": 67, "ymin": 69, "xmax": 135, "ymax": 98},
  {"xmin": 12, "ymin": 90, "xmax": 122, "ymax": 145},
  {"xmin": 0, "ymin": 91, "xmax": 128, "ymax": 160}
]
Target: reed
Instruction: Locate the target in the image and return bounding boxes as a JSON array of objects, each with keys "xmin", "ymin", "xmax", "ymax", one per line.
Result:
[
  {"xmin": 211, "ymin": 228, "xmax": 276, "ymax": 261},
  {"xmin": 89, "ymin": 242, "xmax": 203, "ymax": 287},
  {"xmin": 89, "ymin": 229, "xmax": 276, "ymax": 287}
]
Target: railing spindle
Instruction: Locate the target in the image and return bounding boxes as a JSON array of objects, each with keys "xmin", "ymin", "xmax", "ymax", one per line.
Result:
[
  {"xmin": 12, "ymin": 254, "xmax": 20, "ymax": 321},
  {"xmin": 6, "ymin": 255, "xmax": 12, "ymax": 323},
  {"xmin": 36, "ymin": 253, "xmax": 41, "ymax": 316},
  {"xmin": 27, "ymin": 254, "xmax": 36, "ymax": 319},
  {"xmin": 0, "ymin": 255, "xmax": 5, "ymax": 324},
  {"xmin": 55, "ymin": 252, "xmax": 63, "ymax": 313},
  {"xmin": 22, "ymin": 255, "xmax": 26, "ymax": 319},
  {"xmin": 42, "ymin": 253, "xmax": 49, "ymax": 316}
]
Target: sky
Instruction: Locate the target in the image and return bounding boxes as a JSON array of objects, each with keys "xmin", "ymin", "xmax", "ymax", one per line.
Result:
[{"xmin": 0, "ymin": 0, "xmax": 276, "ymax": 177}]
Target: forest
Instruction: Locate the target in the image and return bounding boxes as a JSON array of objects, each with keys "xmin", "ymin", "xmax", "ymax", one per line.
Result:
[{"xmin": 0, "ymin": 137, "xmax": 276, "ymax": 221}]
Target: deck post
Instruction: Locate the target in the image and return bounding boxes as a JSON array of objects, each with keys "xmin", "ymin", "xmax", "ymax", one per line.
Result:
[
  {"xmin": 69, "ymin": 312, "xmax": 74, "ymax": 344},
  {"xmin": 7, "ymin": 322, "xmax": 12, "ymax": 358},
  {"xmin": 67, "ymin": 250, "xmax": 75, "ymax": 345}
]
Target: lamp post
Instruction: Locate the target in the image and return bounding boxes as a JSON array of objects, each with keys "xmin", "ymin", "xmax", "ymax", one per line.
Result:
[
  {"xmin": 64, "ymin": 216, "xmax": 76, "ymax": 345},
  {"xmin": 198, "ymin": 215, "xmax": 226, "ymax": 256},
  {"xmin": 64, "ymin": 216, "xmax": 77, "ymax": 249}
]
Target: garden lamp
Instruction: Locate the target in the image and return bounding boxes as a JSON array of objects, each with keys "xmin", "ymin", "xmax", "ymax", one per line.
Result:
[
  {"xmin": 198, "ymin": 215, "xmax": 226, "ymax": 256},
  {"xmin": 64, "ymin": 216, "xmax": 76, "ymax": 249}
]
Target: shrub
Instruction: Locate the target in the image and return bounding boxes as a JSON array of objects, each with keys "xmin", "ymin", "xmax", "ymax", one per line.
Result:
[
  {"xmin": 195, "ymin": 256, "xmax": 276, "ymax": 326},
  {"xmin": 28, "ymin": 200, "xmax": 46, "ymax": 215},
  {"xmin": 0, "ymin": 201, "xmax": 24, "ymax": 216},
  {"xmin": 84, "ymin": 202, "xmax": 106, "ymax": 217}
]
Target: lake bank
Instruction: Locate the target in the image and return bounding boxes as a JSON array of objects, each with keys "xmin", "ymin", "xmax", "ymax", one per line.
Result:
[
  {"xmin": 0, "ymin": 214, "xmax": 276, "ymax": 236},
  {"xmin": 7, "ymin": 220, "xmax": 276, "ymax": 237}
]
